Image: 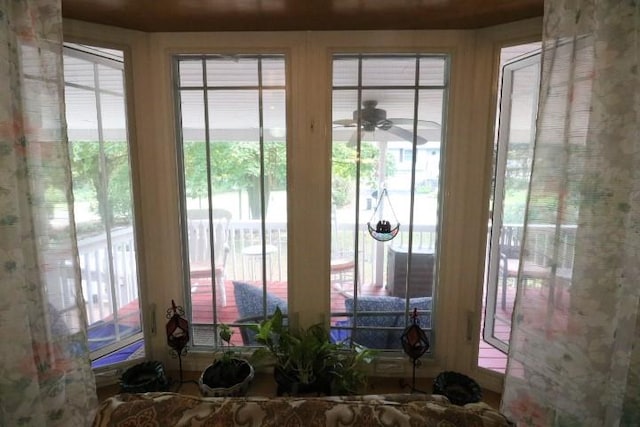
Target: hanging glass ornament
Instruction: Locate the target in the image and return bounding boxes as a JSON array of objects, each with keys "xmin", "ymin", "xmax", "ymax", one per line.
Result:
[
  {"xmin": 367, "ymin": 188, "xmax": 400, "ymax": 241},
  {"xmin": 166, "ymin": 300, "xmax": 194, "ymax": 390}
]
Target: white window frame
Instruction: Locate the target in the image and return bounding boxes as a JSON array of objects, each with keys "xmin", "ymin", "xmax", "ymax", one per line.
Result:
[
  {"xmin": 484, "ymin": 51, "xmax": 541, "ymax": 353},
  {"xmin": 63, "ymin": 43, "xmax": 145, "ymax": 371}
]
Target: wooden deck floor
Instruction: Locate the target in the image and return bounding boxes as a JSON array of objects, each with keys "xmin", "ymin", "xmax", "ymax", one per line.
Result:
[
  {"xmin": 189, "ymin": 277, "xmax": 511, "ymax": 373},
  {"xmin": 478, "ymin": 279, "xmax": 514, "ymax": 374},
  {"xmin": 103, "ymin": 271, "xmax": 576, "ymax": 377}
]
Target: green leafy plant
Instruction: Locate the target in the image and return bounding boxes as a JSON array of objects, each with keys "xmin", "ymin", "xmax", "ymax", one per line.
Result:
[
  {"xmin": 249, "ymin": 307, "xmax": 375, "ymax": 395},
  {"xmin": 201, "ymin": 324, "xmax": 252, "ymax": 390}
]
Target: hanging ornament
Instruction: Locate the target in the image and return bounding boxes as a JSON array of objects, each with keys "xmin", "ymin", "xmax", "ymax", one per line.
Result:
[
  {"xmin": 166, "ymin": 300, "xmax": 194, "ymax": 390},
  {"xmin": 400, "ymin": 308, "xmax": 431, "ymax": 393},
  {"xmin": 166, "ymin": 300, "xmax": 189, "ymax": 354},
  {"xmin": 367, "ymin": 188, "xmax": 400, "ymax": 241}
]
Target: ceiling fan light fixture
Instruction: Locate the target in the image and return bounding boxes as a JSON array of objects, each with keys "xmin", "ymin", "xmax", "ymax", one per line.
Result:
[
  {"xmin": 354, "ymin": 100, "xmax": 388, "ymax": 132},
  {"xmin": 334, "ymin": 100, "xmax": 438, "ymax": 145}
]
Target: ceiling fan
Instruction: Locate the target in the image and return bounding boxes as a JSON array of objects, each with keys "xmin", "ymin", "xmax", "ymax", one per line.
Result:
[{"xmin": 333, "ymin": 100, "xmax": 440, "ymax": 145}]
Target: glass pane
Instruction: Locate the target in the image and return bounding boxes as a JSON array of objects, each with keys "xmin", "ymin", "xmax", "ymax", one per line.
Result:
[
  {"xmin": 263, "ymin": 89, "xmax": 286, "ymax": 141},
  {"xmin": 177, "ymin": 55, "xmax": 288, "ymax": 348},
  {"xmin": 206, "ymin": 57, "xmax": 258, "ymax": 87},
  {"xmin": 181, "ymin": 90, "xmax": 206, "ymax": 141},
  {"xmin": 64, "ymin": 46, "xmax": 144, "ymax": 367},
  {"xmin": 262, "ymin": 58, "xmax": 285, "ymax": 86},
  {"xmin": 98, "ymin": 64, "xmax": 124, "ymax": 95},
  {"xmin": 495, "ymin": 59, "xmax": 539, "ymax": 324},
  {"xmin": 333, "ymin": 57, "xmax": 359, "ymax": 87},
  {"xmin": 208, "ymin": 90, "xmax": 259, "ymax": 140},
  {"xmin": 179, "ymin": 59, "xmax": 204, "ymax": 87},
  {"xmin": 419, "ymin": 57, "xmax": 446, "ymax": 86},
  {"xmin": 331, "ymin": 54, "xmax": 445, "ymax": 351},
  {"xmin": 100, "ymin": 93, "xmax": 128, "ymax": 140},
  {"xmin": 65, "ymin": 86, "xmax": 99, "ymax": 141},
  {"xmin": 481, "ymin": 42, "xmax": 541, "ymax": 373},
  {"xmin": 64, "ymin": 55, "xmax": 95, "ymax": 87},
  {"xmin": 362, "ymin": 57, "xmax": 417, "ymax": 86}
]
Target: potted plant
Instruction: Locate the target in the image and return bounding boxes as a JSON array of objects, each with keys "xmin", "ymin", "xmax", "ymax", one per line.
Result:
[
  {"xmin": 249, "ymin": 307, "xmax": 374, "ymax": 396},
  {"xmin": 199, "ymin": 324, "xmax": 255, "ymax": 397}
]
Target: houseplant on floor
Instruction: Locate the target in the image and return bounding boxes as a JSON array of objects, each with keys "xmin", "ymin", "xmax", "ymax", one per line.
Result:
[
  {"xmin": 199, "ymin": 324, "xmax": 255, "ymax": 397},
  {"xmin": 249, "ymin": 307, "xmax": 374, "ymax": 396}
]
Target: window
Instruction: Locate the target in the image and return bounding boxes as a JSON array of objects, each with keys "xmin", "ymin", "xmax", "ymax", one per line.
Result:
[
  {"xmin": 63, "ymin": 44, "xmax": 144, "ymax": 368},
  {"xmin": 62, "ymin": 24, "xmax": 543, "ymax": 386},
  {"xmin": 174, "ymin": 55, "xmax": 288, "ymax": 348},
  {"xmin": 330, "ymin": 54, "xmax": 446, "ymax": 352},
  {"xmin": 482, "ymin": 44, "xmax": 541, "ymax": 362}
]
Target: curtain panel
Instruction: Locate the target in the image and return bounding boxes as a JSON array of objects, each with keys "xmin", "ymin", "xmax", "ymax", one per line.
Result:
[
  {"xmin": 0, "ymin": 0, "xmax": 97, "ymax": 425},
  {"xmin": 502, "ymin": 0, "xmax": 639, "ymax": 425}
]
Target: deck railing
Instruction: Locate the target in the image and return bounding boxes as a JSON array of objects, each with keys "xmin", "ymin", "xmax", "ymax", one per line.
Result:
[
  {"xmin": 499, "ymin": 223, "xmax": 577, "ymax": 269},
  {"xmin": 77, "ymin": 227, "xmax": 139, "ymax": 325},
  {"xmin": 62, "ymin": 221, "xmax": 577, "ymax": 326}
]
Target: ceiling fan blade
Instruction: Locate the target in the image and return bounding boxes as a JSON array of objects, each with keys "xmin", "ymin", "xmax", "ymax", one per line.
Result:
[
  {"xmin": 385, "ymin": 125, "xmax": 428, "ymax": 145},
  {"xmin": 347, "ymin": 131, "xmax": 358, "ymax": 147},
  {"xmin": 333, "ymin": 119, "xmax": 357, "ymax": 127},
  {"xmin": 387, "ymin": 119, "xmax": 441, "ymax": 129}
]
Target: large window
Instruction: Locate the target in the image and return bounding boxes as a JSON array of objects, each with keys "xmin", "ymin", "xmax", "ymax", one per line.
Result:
[
  {"xmin": 174, "ymin": 55, "xmax": 288, "ymax": 348},
  {"xmin": 63, "ymin": 24, "xmax": 543, "ymax": 388},
  {"xmin": 63, "ymin": 44, "xmax": 144, "ymax": 368},
  {"xmin": 330, "ymin": 54, "xmax": 447, "ymax": 352},
  {"xmin": 483, "ymin": 44, "xmax": 541, "ymax": 358}
]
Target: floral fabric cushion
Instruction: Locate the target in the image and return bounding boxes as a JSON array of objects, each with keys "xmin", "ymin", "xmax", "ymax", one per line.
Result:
[{"xmin": 92, "ymin": 392, "xmax": 514, "ymax": 427}]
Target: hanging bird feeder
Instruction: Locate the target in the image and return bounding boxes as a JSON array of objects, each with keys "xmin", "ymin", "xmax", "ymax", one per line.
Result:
[{"xmin": 367, "ymin": 188, "xmax": 400, "ymax": 242}]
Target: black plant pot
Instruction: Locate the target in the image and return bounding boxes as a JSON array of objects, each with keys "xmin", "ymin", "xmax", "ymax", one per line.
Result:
[
  {"xmin": 432, "ymin": 371, "xmax": 482, "ymax": 406},
  {"xmin": 274, "ymin": 366, "xmax": 331, "ymax": 396},
  {"xmin": 120, "ymin": 361, "xmax": 169, "ymax": 393},
  {"xmin": 199, "ymin": 358, "xmax": 254, "ymax": 397}
]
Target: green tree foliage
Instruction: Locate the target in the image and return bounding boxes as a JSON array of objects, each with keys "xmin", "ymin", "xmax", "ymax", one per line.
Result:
[
  {"xmin": 183, "ymin": 141, "xmax": 286, "ymax": 219},
  {"xmin": 70, "ymin": 138, "xmax": 393, "ymax": 226},
  {"xmin": 69, "ymin": 141, "xmax": 132, "ymax": 228},
  {"xmin": 331, "ymin": 142, "xmax": 392, "ymax": 208}
]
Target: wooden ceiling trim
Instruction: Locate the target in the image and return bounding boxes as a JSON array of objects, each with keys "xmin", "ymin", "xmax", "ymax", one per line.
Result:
[{"xmin": 61, "ymin": 0, "xmax": 543, "ymax": 32}]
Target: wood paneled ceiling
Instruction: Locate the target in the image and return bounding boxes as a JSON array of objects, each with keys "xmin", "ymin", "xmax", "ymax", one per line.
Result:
[{"xmin": 62, "ymin": 0, "xmax": 543, "ymax": 32}]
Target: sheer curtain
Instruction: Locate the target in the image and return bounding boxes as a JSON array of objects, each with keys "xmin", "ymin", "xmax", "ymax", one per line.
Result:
[
  {"xmin": 0, "ymin": 0, "xmax": 97, "ymax": 425},
  {"xmin": 502, "ymin": 0, "xmax": 639, "ymax": 425}
]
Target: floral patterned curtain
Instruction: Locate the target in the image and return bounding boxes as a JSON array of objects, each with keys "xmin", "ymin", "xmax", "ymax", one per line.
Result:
[
  {"xmin": 502, "ymin": 0, "xmax": 639, "ymax": 425},
  {"xmin": 0, "ymin": 0, "xmax": 97, "ymax": 425}
]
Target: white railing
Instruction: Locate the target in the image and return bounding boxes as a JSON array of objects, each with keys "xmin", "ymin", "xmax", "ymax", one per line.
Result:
[
  {"xmin": 76, "ymin": 227, "xmax": 139, "ymax": 325},
  {"xmin": 499, "ymin": 223, "xmax": 577, "ymax": 269},
  {"xmin": 186, "ymin": 219, "xmax": 288, "ymax": 282},
  {"xmin": 63, "ymin": 221, "xmax": 576, "ymax": 325}
]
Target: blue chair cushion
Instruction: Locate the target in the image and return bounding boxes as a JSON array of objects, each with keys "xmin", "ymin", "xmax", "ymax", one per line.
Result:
[
  {"xmin": 233, "ymin": 281, "xmax": 287, "ymax": 320},
  {"xmin": 344, "ymin": 296, "xmax": 404, "ymax": 349},
  {"xmin": 344, "ymin": 296, "xmax": 432, "ymax": 349},
  {"xmin": 233, "ymin": 281, "xmax": 287, "ymax": 345}
]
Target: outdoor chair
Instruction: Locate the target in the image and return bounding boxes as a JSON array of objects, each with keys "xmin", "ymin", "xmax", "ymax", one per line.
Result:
[
  {"xmin": 343, "ymin": 295, "xmax": 432, "ymax": 349},
  {"xmin": 189, "ymin": 209, "xmax": 232, "ymax": 306},
  {"xmin": 232, "ymin": 281, "xmax": 288, "ymax": 345},
  {"xmin": 498, "ymin": 239, "xmax": 550, "ymax": 310}
]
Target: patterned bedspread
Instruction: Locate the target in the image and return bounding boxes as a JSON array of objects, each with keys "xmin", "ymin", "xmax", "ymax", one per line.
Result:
[{"xmin": 92, "ymin": 392, "xmax": 514, "ymax": 426}]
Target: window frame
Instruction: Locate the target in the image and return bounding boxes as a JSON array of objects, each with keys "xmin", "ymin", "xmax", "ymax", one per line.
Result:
[
  {"xmin": 63, "ymin": 19, "xmax": 543, "ymax": 392},
  {"xmin": 484, "ymin": 51, "xmax": 541, "ymax": 354},
  {"xmin": 172, "ymin": 53, "xmax": 289, "ymax": 349},
  {"xmin": 62, "ymin": 43, "xmax": 146, "ymax": 372},
  {"xmin": 328, "ymin": 52, "xmax": 449, "ymax": 356}
]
